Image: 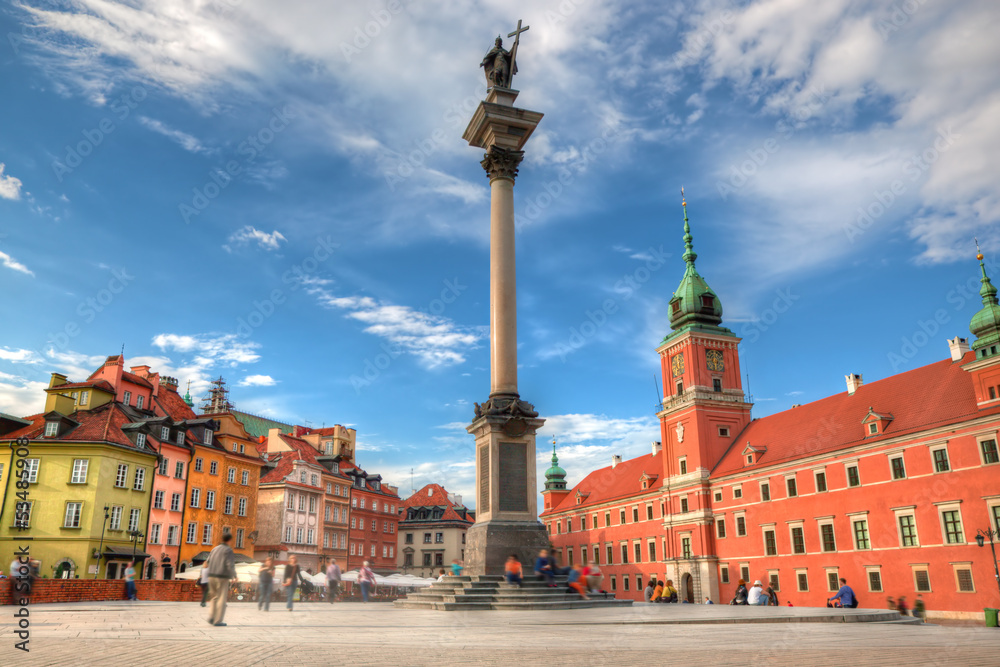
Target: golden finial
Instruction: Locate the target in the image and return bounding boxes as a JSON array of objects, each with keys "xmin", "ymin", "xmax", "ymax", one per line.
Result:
[
  {"xmin": 681, "ymin": 186, "xmax": 686, "ymax": 207},
  {"xmin": 976, "ymin": 237, "xmax": 985, "ymax": 261}
]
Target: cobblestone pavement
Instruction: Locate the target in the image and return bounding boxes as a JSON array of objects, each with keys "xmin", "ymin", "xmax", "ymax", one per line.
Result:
[{"xmin": 4, "ymin": 601, "xmax": 1000, "ymax": 666}]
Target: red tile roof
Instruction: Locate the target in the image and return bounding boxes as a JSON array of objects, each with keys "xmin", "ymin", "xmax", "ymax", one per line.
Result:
[
  {"xmin": 47, "ymin": 380, "xmax": 116, "ymax": 393},
  {"xmin": 121, "ymin": 371, "xmax": 153, "ymax": 389},
  {"xmin": 154, "ymin": 388, "xmax": 198, "ymax": 422},
  {"xmin": 542, "ymin": 452, "xmax": 659, "ymax": 516},
  {"xmin": 400, "ymin": 484, "xmax": 472, "ymax": 524},
  {"xmin": 711, "ymin": 352, "xmax": 987, "ymax": 476},
  {"xmin": 2, "ymin": 403, "xmax": 154, "ymax": 453}
]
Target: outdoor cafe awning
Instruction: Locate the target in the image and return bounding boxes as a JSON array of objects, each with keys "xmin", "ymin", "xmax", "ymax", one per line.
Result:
[
  {"xmin": 101, "ymin": 545, "xmax": 151, "ymax": 560},
  {"xmin": 190, "ymin": 551, "xmax": 258, "ymax": 564}
]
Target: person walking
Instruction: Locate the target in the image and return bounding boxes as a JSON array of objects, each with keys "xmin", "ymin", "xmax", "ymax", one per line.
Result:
[
  {"xmin": 828, "ymin": 578, "xmax": 858, "ymax": 609},
  {"xmin": 257, "ymin": 557, "xmax": 275, "ymax": 611},
  {"xmin": 198, "ymin": 563, "xmax": 210, "ymax": 607},
  {"xmin": 282, "ymin": 555, "xmax": 304, "ymax": 611},
  {"xmin": 504, "ymin": 554, "xmax": 523, "ymax": 587},
  {"xmin": 326, "ymin": 558, "xmax": 342, "ymax": 604},
  {"xmin": 124, "ymin": 560, "xmax": 138, "ymax": 601},
  {"xmin": 359, "ymin": 561, "xmax": 376, "ymax": 602},
  {"xmin": 913, "ymin": 594, "xmax": 926, "ymax": 622},
  {"xmin": 205, "ymin": 533, "xmax": 237, "ymax": 627}
]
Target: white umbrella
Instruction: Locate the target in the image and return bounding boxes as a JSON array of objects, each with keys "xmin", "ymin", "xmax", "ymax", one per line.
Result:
[
  {"xmin": 309, "ymin": 572, "xmax": 328, "ymax": 586},
  {"xmin": 339, "ymin": 569, "xmax": 360, "ymax": 582},
  {"xmin": 175, "ymin": 569, "xmax": 202, "ymax": 580}
]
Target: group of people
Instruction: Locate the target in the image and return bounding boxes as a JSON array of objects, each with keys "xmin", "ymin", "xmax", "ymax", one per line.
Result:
[
  {"xmin": 729, "ymin": 578, "xmax": 782, "ymax": 606},
  {"xmin": 643, "ymin": 579, "xmax": 679, "ymax": 603},
  {"xmin": 503, "ymin": 549, "xmax": 605, "ymax": 600}
]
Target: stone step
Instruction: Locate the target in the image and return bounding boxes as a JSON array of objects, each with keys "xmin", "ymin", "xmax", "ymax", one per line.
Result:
[{"xmin": 393, "ymin": 598, "xmax": 632, "ymax": 611}]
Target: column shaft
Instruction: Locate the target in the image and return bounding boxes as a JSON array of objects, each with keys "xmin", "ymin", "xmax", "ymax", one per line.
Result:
[{"xmin": 490, "ymin": 176, "xmax": 518, "ymax": 396}]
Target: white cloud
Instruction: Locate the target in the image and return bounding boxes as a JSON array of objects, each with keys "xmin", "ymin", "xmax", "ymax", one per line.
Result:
[
  {"xmin": 0, "ymin": 348, "xmax": 41, "ymax": 364},
  {"xmin": 152, "ymin": 332, "xmax": 261, "ymax": 366},
  {"xmin": 308, "ymin": 287, "xmax": 486, "ymax": 369},
  {"xmin": 138, "ymin": 117, "xmax": 208, "ymax": 153},
  {"xmin": 238, "ymin": 374, "xmax": 277, "ymax": 387},
  {"xmin": 0, "ymin": 377, "xmax": 47, "ymax": 417},
  {"xmin": 0, "ymin": 163, "xmax": 23, "ymax": 200},
  {"xmin": 0, "ymin": 250, "xmax": 34, "ymax": 277},
  {"xmin": 222, "ymin": 225, "xmax": 287, "ymax": 253}
]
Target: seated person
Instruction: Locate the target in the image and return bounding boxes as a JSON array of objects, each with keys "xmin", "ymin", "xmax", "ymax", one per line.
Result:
[
  {"xmin": 534, "ymin": 549, "xmax": 556, "ymax": 587},
  {"xmin": 651, "ymin": 580, "xmax": 664, "ymax": 602},
  {"xmin": 504, "ymin": 555, "xmax": 523, "ymax": 587},
  {"xmin": 566, "ymin": 564, "xmax": 589, "ymax": 600},
  {"xmin": 664, "ymin": 579, "xmax": 678, "ymax": 603},
  {"xmin": 582, "ymin": 564, "xmax": 604, "ymax": 593}
]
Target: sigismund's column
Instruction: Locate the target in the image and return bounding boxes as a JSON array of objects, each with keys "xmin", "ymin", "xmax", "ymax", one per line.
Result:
[{"xmin": 462, "ymin": 24, "xmax": 550, "ymax": 576}]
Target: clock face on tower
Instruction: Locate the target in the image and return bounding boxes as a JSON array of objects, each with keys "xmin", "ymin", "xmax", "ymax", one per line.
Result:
[
  {"xmin": 706, "ymin": 349, "xmax": 724, "ymax": 372},
  {"xmin": 671, "ymin": 353, "xmax": 685, "ymax": 377}
]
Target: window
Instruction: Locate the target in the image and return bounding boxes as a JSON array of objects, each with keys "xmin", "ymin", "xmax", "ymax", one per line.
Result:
[
  {"xmin": 224, "ymin": 495, "xmax": 233, "ymax": 515},
  {"xmin": 133, "ymin": 467, "xmax": 145, "ymax": 491},
  {"xmin": 186, "ymin": 522, "xmax": 197, "ymax": 543},
  {"xmin": 733, "ymin": 486, "xmax": 742, "ymax": 499},
  {"xmin": 716, "ymin": 518, "xmax": 726, "ymax": 538},
  {"xmin": 150, "ymin": 524, "xmax": 161, "ymax": 544},
  {"xmin": 846, "ymin": 464, "xmax": 860, "ymax": 487},
  {"xmin": 371, "ymin": 544, "xmax": 376, "ymax": 557},
  {"xmin": 719, "ymin": 426, "xmax": 730, "ymax": 437},
  {"xmin": 63, "ymin": 502, "xmax": 82, "ymax": 528},
  {"xmin": 123, "ymin": 390, "xmax": 132, "ymax": 405},
  {"xmin": 423, "ymin": 533, "xmax": 431, "ymax": 544},
  {"xmin": 227, "ymin": 467, "xmax": 236, "ymax": 483},
  {"xmin": 79, "ymin": 390, "xmax": 89, "ymax": 405},
  {"xmin": 868, "ymin": 422, "xmax": 878, "ymax": 435},
  {"xmin": 785, "ymin": 476, "xmax": 797, "ymax": 497},
  {"xmin": 194, "ymin": 458, "xmax": 203, "ymax": 472},
  {"xmin": 648, "ymin": 541, "xmax": 656, "ymax": 561},
  {"xmin": 202, "ymin": 524, "xmax": 213, "ymax": 545},
  {"xmin": 136, "ymin": 395, "xmax": 144, "ymax": 409},
  {"xmin": 941, "ymin": 508, "xmax": 964, "ymax": 544},
  {"xmin": 791, "ymin": 526, "xmax": 805, "ymax": 554},
  {"xmin": 205, "ymin": 490, "xmax": 216, "ymax": 511},
  {"xmin": 981, "ymin": 438, "xmax": 1000, "ymax": 465},
  {"xmin": 297, "ymin": 527, "xmax": 304, "ymax": 543},
  {"xmin": 109, "ymin": 506, "xmax": 123, "ymax": 530},
  {"xmin": 176, "ymin": 431, "xmax": 184, "ymax": 444},
  {"xmin": 681, "ymin": 536, "xmax": 692, "ymax": 559},
  {"xmin": 646, "ymin": 505, "xmax": 653, "ymax": 521},
  {"xmin": 741, "ymin": 565, "xmax": 750, "ymax": 583},
  {"xmin": 158, "ymin": 458, "xmax": 168, "ymax": 476},
  {"xmin": 820, "ymin": 523, "xmax": 836, "ymax": 552},
  {"xmin": 852, "ymin": 519, "xmax": 870, "ymax": 550},
  {"xmin": 736, "ymin": 516, "xmax": 747, "ymax": 537},
  {"xmin": 679, "ymin": 457, "xmax": 687, "ymax": 475},
  {"xmin": 714, "ymin": 491, "xmax": 723, "ymax": 502},
  {"xmin": 720, "ymin": 566, "xmax": 730, "ymax": 584},
  {"xmin": 605, "ymin": 512, "xmax": 611, "ymax": 527},
  {"xmin": 167, "ymin": 525, "xmax": 179, "ymax": 545},
  {"xmin": 242, "ymin": 470, "xmax": 250, "ymax": 485},
  {"xmin": 161, "ymin": 426, "xmax": 169, "ymax": 441},
  {"xmin": 607, "ymin": 545, "xmax": 613, "ymax": 564},
  {"xmin": 285, "ymin": 526, "xmax": 293, "ymax": 543},
  {"xmin": 309, "ymin": 497, "xmax": 317, "ymax": 513},
  {"xmin": 768, "ymin": 572, "xmax": 779, "ymax": 591},
  {"xmin": 764, "ymin": 529, "xmax": 777, "ymax": 556},
  {"xmin": 932, "ymin": 447, "xmax": 950, "ymax": 473},
  {"xmin": 797, "ymin": 572, "xmax": 808, "ymax": 592},
  {"xmin": 566, "ymin": 518, "xmax": 572, "ymax": 532},
  {"xmin": 154, "ymin": 490, "xmax": 164, "ymax": 509},
  {"xmin": 680, "ymin": 497, "xmax": 689, "ymax": 513},
  {"xmin": 827, "ymin": 571, "xmax": 840, "ymax": 592},
  {"xmin": 299, "ymin": 495, "xmax": 306, "ymax": 511},
  {"xmin": 209, "ymin": 461, "xmax": 218, "ymax": 475},
  {"xmin": 760, "ymin": 482, "xmax": 770, "ymax": 502},
  {"xmin": 713, "ymin": 378, "xmax": 722, "ymax": 392},
  {"xmin": 190, "ymin": 488, "xmax": 201, "ymax": 508},
  {"xmin": 955, "ymin": 566, "xmax": 975, "ymax": 592},
  {"xmin": 620, "ymin": 510, "xmax": 626, "ymax": 524},
  {"xmin": 300, "ymin": 471, "xmax": 307, "ymax": 483},
  {"xmin": 610, "ymin": 576, "xmax": 617, "ymax": 591},
  {"xmin": 175, "ymin": 461, "xmax": 184, "ymax": 479},
  {"xmin": 360, "ymin": 498, "xmax": 365, "ymax": 509},
  {"xmin": 898, "ymin": 514, "xmax": 918, "ymax": 547},
  {"xmin": 136, "ymin": 433, "xmax": 149, "ymax": 448},
  {"xmin": 170, "ymin": 493, "xmax": 181, "ymax": 512},
  {"xmin": 623, "ymin": 575, "xmax": 630, "ymax": 591},
  {"xmin": 115, "ymin": 464, "xmax": 129, "ymax": 488},
  {"xmin": 236, "ymin": 528, "xmax": 245, "ymax": 549},
  {"xmin": 205, "ymin": 430, "xmax": 213, "ymax": 445},
  {"xmin": 814, "ymin": 471, "xmax": 827, "ymax": 493},
  {"xmin": 868, "ymin": 570, "xmax": 883, "ymax": 592},
  {"xmin": 914, "ymin": 569, "xmax": 931, "ymax": 592},
  {"xmin": 308, "ymin": 529, "xmax": 315, "ymax": 544},
  {"xmin": 311, "ymin": 474, "xmax": 318, "ymax": 487},
  {"xmin": 634, "ymin": 542, "xmax": 642, "ymax": 563},
  {"xmin": 128, "ymin": 508, "xmax": 140, "ymax": 532},
  {"xmin": 71, "ymin": 459, "xmax": 88, "ymax": 484},
  {"xmin": 621, "ymin": 544, "xmax": 629, "ymax": 564},
  {"xmin": 890, "ymin": 455, "xmax": 906, "ymax": 480}
]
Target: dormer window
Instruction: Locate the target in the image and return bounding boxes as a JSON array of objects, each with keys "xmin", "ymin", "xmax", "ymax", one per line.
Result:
[
  {"xmin": 161, "ymin": 426, "xmax": 169, "ymax": 440},
  {"xmin": 176, "ymin": 431, "xmax": 184, "ymax": 444},
  {"xmin": 136, "ymin": 433, "xmax": 146, "ymax": 447},
  {"xmin": 868, "ymin": 423, "xmax": 878, "ymax": 435},
  {"xmin": 862, "ymin": 408, "xmax": 893, "ymax": 438},
  {"xmin": 671, "ymin": 300, "xmax": 681, "ymax": 314},
  {"xmin": 123, "ymin": 391, "xmax": 131, "ymax": 405},
  {"xmin": 79, "ymin": 391, "xmax": 89, "ymax": 406},
  {"xmin": 204, "ymin": 429, "xmax": 213, "ymax": 445},
  {"xmin": 136, "ymin": 395, "xmax": 144, "ymax": 410},
  {"xmin": 701, "ymin": 295, "xmax": 714, "ymax": 309},
  {"xmin": 45, "ymin": 421, "xmax": 59, "ymax": 438}
]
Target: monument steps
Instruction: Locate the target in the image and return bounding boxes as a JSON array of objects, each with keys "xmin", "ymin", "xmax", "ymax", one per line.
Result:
[{"xmin": 395, "ymin": 575, "xmax": 632, "ymax": 611}]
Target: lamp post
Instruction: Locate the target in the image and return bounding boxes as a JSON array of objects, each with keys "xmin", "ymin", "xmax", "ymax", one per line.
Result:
[
  {"xmin": 94, "ymin": 505, "xmax": 110, "ymax": 579},
  {"xmin": 129, "ymin": 529, "xmax": 145, "ymax": 561},
  {"xmin": 976, "ymin": 528, "xmax": 1000, "ymax": 602}
]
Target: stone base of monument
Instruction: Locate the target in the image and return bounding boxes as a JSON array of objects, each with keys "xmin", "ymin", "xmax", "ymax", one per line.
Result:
[
  {"xmin": 394, "ymin": 574, "xmax": 633, "ymax": 611},
  {"xmin": 464, "ymin": 519, "xmax": 551, "ymax": 577}
]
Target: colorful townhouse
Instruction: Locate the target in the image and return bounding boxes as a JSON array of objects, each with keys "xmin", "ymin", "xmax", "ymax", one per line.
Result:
[
  {"xmin": 299, "ymin": 426, "xmax": 354, "ymax": 569},
  {"xmin": 541, "ymin": 203, "xmax": 1000, "ymax": 618},
  {"xmin": 398, "ymin": 483, "xmax": 474, "ymax": 577},
  {"xmin": 345, "ymin": 463, "xmax": 400, "ymax": 573}
]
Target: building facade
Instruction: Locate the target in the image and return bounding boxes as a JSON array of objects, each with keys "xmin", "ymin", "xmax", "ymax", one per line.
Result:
[
  {"xmin": 398, "ymin": 483, "xmax": 474, "ymax": 577},
  {"xmin": 542, "ymin": 204, "xmax": 1000, "ymax": 617},
  {"xmin": 345, "ymin": 465, "xmax": 400, "ymax": 573}
]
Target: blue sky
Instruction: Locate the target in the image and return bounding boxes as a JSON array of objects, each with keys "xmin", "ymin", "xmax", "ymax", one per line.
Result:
[{"xmin": 1, "ymin": 0, "xmax": 998, "ymax": 510}]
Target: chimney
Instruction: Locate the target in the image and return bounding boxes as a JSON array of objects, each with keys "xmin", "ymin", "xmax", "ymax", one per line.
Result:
[
  {"xmin": 846, "ymin": 373, "xmax": 863, "ymax": 395},
  {"xmin": 161, "ymin": 376, "xmax": 179, "ymax": 392},
  {"xmin": 611, "ymin": 454, "xmax": 622, "ymax": 468},
  {"xmin": 948, "ymin": 336, "xmax": 970, "ymax": 362},
  {"xmin": 651, "ymin": 440, "xmax": 662, "ymax": 456},
  {"xmin": 49, "ymin": 373, "xmax": 68, "ymax": 388}
]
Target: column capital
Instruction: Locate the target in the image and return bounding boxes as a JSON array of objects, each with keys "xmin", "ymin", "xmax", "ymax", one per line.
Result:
[{"xmin": 480, "ymin": 146, "xmax": 524, "ymax": 182}]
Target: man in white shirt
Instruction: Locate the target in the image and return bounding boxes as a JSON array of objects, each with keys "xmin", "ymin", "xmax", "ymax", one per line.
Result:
[{"xmin": 747, "ymin": 580, "xmax": 767, "ymax": 605}]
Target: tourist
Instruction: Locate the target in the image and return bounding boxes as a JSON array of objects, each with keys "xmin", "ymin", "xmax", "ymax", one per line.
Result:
[
  {"xmin": 567, "ymin": 564, "xmax": 589, "ymax": 600},
  {"xmin": 765, "ymin": 582, "xmax": 779, "ymax": 606},
  {"xmin": 651, "ymin": 580, "xmax": 664, "ymax": 602},
  {"xmin": 643, "ymin": 579, "xmax": 655, "ymax": 602},
  {"xmin": 534, "ymin": 549, "xmax": 556, "ymax": 587},
  {"xmin": 124, "ymin": 560, "xmax": 138, "ymax": 601},
  {"xmin": 897, "ymin": 595, "xmax": 910, "ymax": 616},
  {"xmin": 663, "ymin": 579, "xmax": 678, "ymax": 603},
  {"xmin": 258, "ymin": 557, "xmax": 275, "ymax": 611},
  {"xmin": 828, "ymin": 578, "xmax": 858, "ymax": 609},
  {"xmin": 205, "ymin": 533, "xmax": 237, "ymax": 627},
  {"xmin": 914, "ymin": 594, "xmax": 926, "ymax": 622},
  {"xmin": 359, "ymin": 561, "xmax": 376, "ymax": 602},
  {"xmin": 326, "ymin": 558, "xmax": 342, "ymax": 604},
  {"xmin": 704, "ymin": 596, "xmax": 714, "ymax": 604},
  {"xmin": 748, "ymin": 580, "xmax": 767, "ymax": 605},
  {"xmin": 504, "ymin": 554, "xmax": 523, "ymax": 587},
  {"xmin": 886, "ymin": 596, "xmax": 896, "ymax": 610},
  {"xmin": 282, "ymin": 555, "xmax": 304, "ymax": 611},
  {"xmin": 583, "ymin": 563, "xmax": 604, "ymax": 594},
  {"xmin": 450, "ymin": 559, "xmax": 464, "ymax": 577},
  {"xmin": 731, "ymin": 579, "xmax": 748, "ymax": 605},
  {"xmin": 786, "ymin": 601, "xmax": 794, "ymax": 607},
  {"xmin": 437, "ymin": 568, "xmax": 447, "ymax": 581},
  {"xmin": 198, "ymin": 563, "xmax": 210, "ymax": 607}
]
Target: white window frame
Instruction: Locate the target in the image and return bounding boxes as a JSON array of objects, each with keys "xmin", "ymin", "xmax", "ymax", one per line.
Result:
[
  {"xmin": 45, "ymin": 421, "xmax": 59, "ymax": 437},
  {"xmin": 115, "ymin": 464, "xmax": 129, "ymax": 488},
  {"xmin": 167, "ymin": 525, "xmax": 179, "ymax": 546},
  {"xmin": 136, "ymin": 395, "xmax": 144, "ymax": 409},
  {"xmin": 202, "ymin": 523, "xmax": 213, "ymax": 545},
  {"xmin": 133, "ymin": 467, "xmax": 145, "ymax": 491},
  {"xmin": 929, "ymin": 442, "xmax": 951, "ymax": 473},
  {"xmin": 788, "ymin": 521, "xmax": 806, "ymax": 555},
  {"xmin": 79, "ymin": 390, "xmax": 89, "ymax": 405},
  {"xmin": 128, "ymin": 508, "xmax": 140, "ymax": 532},
  {"xmin": 109, "ymin": 505, "xmax": 123, "ymax": 530},
  {"xmin": 63, "ymin": 502, "xmax": 83, "ymax": 528},
  {"xmin": 825, "ymin": 568, "xmax": 840, "ymax": 593},
  {"xmin": 238, "ymin": 497, "xmax": 247, "ymax": 517},
  {"xmin": 795, "ymin": 569, "xmax": 809, "ymax": 592},
  {"xmin": 848, "ymin": 512, "xmax": 871, "ymax": 551},
  {"xmin": 190, "ymin": 488, "xmax": 201, "ymax": 509},
  {"xmin": 71, "ymin": 459, "xmax": 88, "ymax": 484},
  {"xmin": 759, "ymin": 480, "xmax": 771, "ymax": 502},
  {"xmin": 149, "ymin": 523, "xmax": 161, "ymax": 544},
  {"xmin": 912, "ymin": 565, "xmax": 932, "ymax": 592},
  {"xmin": 161, "ymin": 426, "xmax": 169, "ymax": 441},
  {"xmin": 892, "ymin": 505, "xmax": 919, "ymax": 548},
  {"xmin": 227, "ymin": 467, "xmax": 236, "ymax": 483},
  {"xmin": 785, "ymin": 474, "xmax": 798, "ymax": 498},
  {"xmin": 936, "ymin": 501, "xmax": 965, "ymax": 545},
  {"xmin": 205, "ymin": 490, "xmax": 216, "ymax": 511},
  {"xmin": 813, "ymin": 468, "xmax": 827, "ymax": 493},
  {"xmin": 242, "ymin": 470, "xmax": 249, "ymax": 485},
  {"xmin": 818, "ymin": 517, "xmax": 836, "ymax": 553},
  {"xmin": 761, "ymin": 524, "xmax": 778, "ymax": 556},
  {"xmin": 732, "ymin": 484, "xmax": 743, "ymax": 499},
  {"xmin": 209, "ymin": 461, "xmax": 218, "ymax": 475},
  {"xmin": 716, "ymin": 515, "xmax": 726, "ymax": 539},
  {"xmin": 976, "ymin": 434, "xmax": 1000, "ymax": 466},
  {"xmin": 953, "ymin": 562, "xmax": 976, "ymax": 593},
  {"xmin": 123, "ymin": 390, "xmax": 131, "ymax": 405},
  {"xmin": 866, "ymin": 566, "xmax": 883, "ymax": 593},
  {"xmin": 734, "ymin": 512, "xmax": 747, "ymax": 537},
  {"xmin": 225, "ymin": 495, "xmax": 234, "ymax": 515},
  {"xmin": 889, "ymin": 453, "xmax": 906, "ymax": 480},
  {"xmin": 844, "ymin": 460, "xmax": 861, "ymax": 487},
  {"xmin": 153, "ymin": 490, "xmax": 164, "ymax": 509}
]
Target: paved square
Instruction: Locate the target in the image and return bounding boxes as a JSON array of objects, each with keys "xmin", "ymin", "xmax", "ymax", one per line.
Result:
[{"xmin": 4, "ymin": 601, "xmax": 1000, "ymax": 666}]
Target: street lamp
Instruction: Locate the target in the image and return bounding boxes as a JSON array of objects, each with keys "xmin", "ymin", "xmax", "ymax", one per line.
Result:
[
  {"xmin": 976, "ymin": 528, "xmax": 1000, "ymax": 602},
  {"xmin": 95, "ymin": 505, "xmax": 110, "ymax": 579},
  {"xmin": 129, "ymin": 529, "xmax": 145, "ymax": 574}
]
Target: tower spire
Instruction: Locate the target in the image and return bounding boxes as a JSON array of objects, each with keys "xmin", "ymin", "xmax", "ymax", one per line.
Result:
[
  {"xmin": 969, "ymin": 239, "xmax": 1000, "ymax": 357},
  {"xmin": 976, "ymin": 238, "xmax": 998, "ymax": 304},
  {"xmin": 543, "ymin": 435, "xmax": 566, "ymax": 491},
  {"xmin": 682, "ymin": 187, "xmax": 697, "ymax": 266}
]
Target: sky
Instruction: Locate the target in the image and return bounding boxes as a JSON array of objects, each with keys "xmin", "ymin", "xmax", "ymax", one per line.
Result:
[{"xmin": 1, "ymin": 0, "xmax": 999, "ymax": 512}]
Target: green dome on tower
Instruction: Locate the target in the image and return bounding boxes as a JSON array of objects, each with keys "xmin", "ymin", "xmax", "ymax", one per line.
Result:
[
  {"xmin": 544, "ymin": 442, "xmax": 567, "ymax": 491},
  {"xmin": 662, "ymin": 191, "xmax": 732, "ymax": 344},
  {"xmin": 970, "ymin": 247, "xmax": 1000, "ymax": 358}
]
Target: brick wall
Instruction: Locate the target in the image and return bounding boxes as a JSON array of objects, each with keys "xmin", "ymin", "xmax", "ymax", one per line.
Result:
[{"xmin": 1, "ymin": 578, "xmax": 202, "ymax": 605}]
